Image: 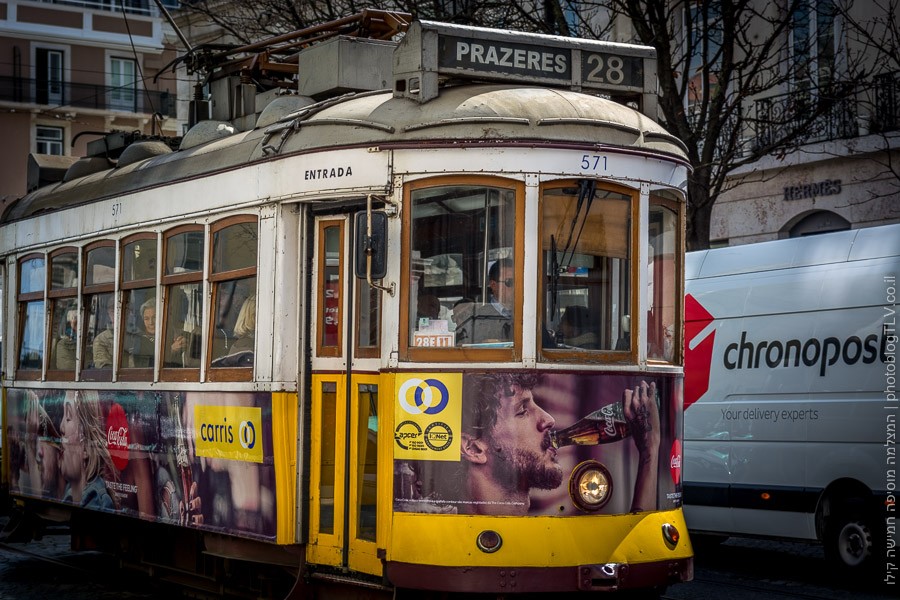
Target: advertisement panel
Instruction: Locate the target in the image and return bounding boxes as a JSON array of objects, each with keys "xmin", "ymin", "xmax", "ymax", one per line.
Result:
[
  {"xmin": 393, "ymin": 371, "xmax": 682, "ymax": 516},
  {"xmin": 4, "ymin": 388, "xmax": 277, "ymax": 541}
]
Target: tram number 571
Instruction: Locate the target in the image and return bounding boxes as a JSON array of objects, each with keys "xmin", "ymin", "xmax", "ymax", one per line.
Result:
[{"xmin": 581, "ymin": 154, "xmax": 608, "ymax": 171}]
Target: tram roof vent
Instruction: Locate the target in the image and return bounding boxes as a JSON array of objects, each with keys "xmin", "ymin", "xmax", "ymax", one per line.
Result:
[
  {"xmin": 26, "ymin": 153, "xmax": 78, "ymax": 193},
  {"xmin": 392, "ymin": 20, "xmax": 659, "ymax": 120},
  {"xmin": 180, "ymin": 120, "xmax": 238, "ymax": 150},
  {"xmin": 297, "ymin": 36, "xmax": 397, "ymax": 99}
]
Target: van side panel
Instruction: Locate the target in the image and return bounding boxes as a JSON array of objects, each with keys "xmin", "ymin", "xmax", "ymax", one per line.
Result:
[{"xmin": 684, "ymin": 224, "xmax": 898, "ymax": 543}]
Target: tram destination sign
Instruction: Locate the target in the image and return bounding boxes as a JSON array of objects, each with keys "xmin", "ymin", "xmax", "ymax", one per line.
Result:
[
  {"xmin": 395, "ymin": 20, "xmax": 654, "ymax": 107},
  {"xmin": 438, "ymin": 35, "xmax": 573, "ymax": 81}
]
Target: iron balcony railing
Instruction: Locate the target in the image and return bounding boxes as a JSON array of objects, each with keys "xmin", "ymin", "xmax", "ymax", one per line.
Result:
[
  {"xmin": 872, "ymin": 70, "xmax": 900, "ymax": 133},
  {"xmin": 751, "ymin": 72, "xmax": 900, "ymax": 152},
  {"xmin": 0, "ymin": 75, "xmax": 177, "ymax": 118},
  {"xmin": 752, "ymin": 91, "xmax": 859, "ymax": 151}
]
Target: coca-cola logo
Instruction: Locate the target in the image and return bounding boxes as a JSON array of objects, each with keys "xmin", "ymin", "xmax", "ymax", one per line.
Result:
[
  {"xmin": 106, "ymin": 402, "xmax": 129, "ymax": 471},
  {"xmin": 670, "ymin": 439, "xmax": 682, "ymax": 485},
  {"xmin": 684, "ymin": 293, "xmax": 716, "ymax": 411},
  {"xmin": 600, "ymin": 404, "xmax": 616, "ymax": 437}
]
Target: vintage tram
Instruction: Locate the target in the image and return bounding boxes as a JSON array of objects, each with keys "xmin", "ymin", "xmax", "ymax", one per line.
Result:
[{"xmin": 1, "ymin": 12, "xmax": 692, "ymax": 598}]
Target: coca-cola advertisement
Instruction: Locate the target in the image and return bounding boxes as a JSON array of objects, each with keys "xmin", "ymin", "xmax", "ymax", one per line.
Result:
[
  {"xmin": 393, "ymin": 371, "xmax": 682, "ymax": 516},
  {"xmin": 4, "ymin": 388, "xmax": 277, "ymax": 541}
]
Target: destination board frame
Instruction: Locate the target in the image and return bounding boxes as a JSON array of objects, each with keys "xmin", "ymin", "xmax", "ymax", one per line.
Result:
[{"xmin": 394, "ymin": 20, "xmax": 658, "ymax": 118}]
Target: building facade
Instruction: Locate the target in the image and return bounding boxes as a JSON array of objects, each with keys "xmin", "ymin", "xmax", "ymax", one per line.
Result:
[
  {"xmin": 0, "ymin": 0, "xmax": 182, "ymax": 205},
  {"xmin": 590, "ymin": 0, "xmax": 900, "ymax": 246}
]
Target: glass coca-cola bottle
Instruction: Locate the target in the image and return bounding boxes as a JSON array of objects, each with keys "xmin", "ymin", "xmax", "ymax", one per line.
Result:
[{"xmin": 549, "ymin": 401, "xmax": 631, "ymax": 448}]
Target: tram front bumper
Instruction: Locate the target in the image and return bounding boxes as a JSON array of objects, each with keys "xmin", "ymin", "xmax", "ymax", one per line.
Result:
[{"xmin": 385, "ymin": 557, "xmax": 694, "ymax": 593}]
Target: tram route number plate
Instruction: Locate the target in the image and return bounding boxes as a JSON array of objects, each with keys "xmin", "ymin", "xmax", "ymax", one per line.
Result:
[
  {"xmin": 581, "ymin": 52, "xmax": 643, "ymax": 89},
  {"xmin": 413, "ymin": 332, "xmax": 455, "ymax": 348},
  {"xmin": 436, "ymin": 34, "xmax": 644, "ymax": 91}
]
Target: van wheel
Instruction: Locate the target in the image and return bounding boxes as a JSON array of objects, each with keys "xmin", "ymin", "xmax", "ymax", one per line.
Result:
[{"xmin": 824, "ymin": 511, "xmax": 875, "ymax": 574}]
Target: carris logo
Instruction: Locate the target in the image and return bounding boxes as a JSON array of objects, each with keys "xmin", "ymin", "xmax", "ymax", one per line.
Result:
[
  {"xmin": 398, "ymin": 378, "xmax": 450, "ymax": 415},
  {"xmin": 684, "ymin": 294, "xmax": 716, "ymax": 410}
]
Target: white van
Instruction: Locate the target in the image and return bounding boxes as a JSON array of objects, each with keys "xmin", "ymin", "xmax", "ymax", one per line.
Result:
[{"xmin": 683, "ymin": 223, "xmax": 898, "ymax": 578}]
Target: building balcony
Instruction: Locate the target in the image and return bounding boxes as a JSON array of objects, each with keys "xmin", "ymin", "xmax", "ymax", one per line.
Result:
[
  {"xmin": 750, "ymin": 72, "xmax": 900, "ymax": 152},
  {"xmin": 32, "ymin": 0, "xmax": 179, "ymax": 18},
  {"xmin": 0, "ymin": 75, "xmax": 177, "ymax": 117}
]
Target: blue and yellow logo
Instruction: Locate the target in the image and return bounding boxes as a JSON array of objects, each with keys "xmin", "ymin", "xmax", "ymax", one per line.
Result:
[
  {"xmin": 394, "ymin": 374, "xmax": 461, "ymax": 461},
  {"xmin": 194, "ymin": 405, "xmax": 264, "ymax": 463}
]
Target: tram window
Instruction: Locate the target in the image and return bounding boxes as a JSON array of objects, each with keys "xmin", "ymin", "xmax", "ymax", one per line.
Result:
[
  {"xmin": 85, "ymin": 292, "xmax": 115, "ymax": 371},
  {"xmin": 355, "ymin": 283, "xmax": 381, "ymax": 357},
  {"xmin": 82, "ymin": 242, "xmax": 116, "ymax": 379},
  {"xmin": 122, "ymin": 237, "xmax": 157, "ymax": 282},
  {"xmin": 17, "ymin": 255, "xmax": 45, "ymax": 375},
  {"xmin": 163, "ymin": 282, "xmax": 202, "ymax": 369},
  {"xmin": 319, "ymin": 381, "xmax": 338, "ymax": 535},
  {"xmin": 317, "ymin": 222, "xmax": 344, "ymax": 358},
  {"xmin": 120, "ymin": 235, "xmax": 158, "ymax": 378},
  {"xmin": 50, "ymin": 249, "xmax": 77, "ymax": 290},
  {"xmin": 47, "ymin": 249, "xmax": 78, "ymax": 379},
  {"xmin": 48, "ymin": 298, "xmax": 78, "ymax": 373},
  {"xmin": 209, "ymin": 217, "xmax": 258, "ymax": 378},
  {"xmin": 541, "ymin": 182, "xmax": 632, "ymax": 353},
  {"xmin": 408, "ymin": 184, "xmax": 517, "ymax": 350},
  {"xmin": 356, "ymin": 383, "xmax": 378, "ymax": 542},
  {"xmin": 121, "ymin": 289, "xmax": 156, "ymax": 369},
  {"xmin": 161, "ymin": 227, "xmax": 204, "ymax": 379},
  {"xmin": 648, "ymin": 199, "xmax": 680, "ymax": 363},
  {"xmin": 210, "ymin": 277, "xmax": 256, "ymax": 369}
]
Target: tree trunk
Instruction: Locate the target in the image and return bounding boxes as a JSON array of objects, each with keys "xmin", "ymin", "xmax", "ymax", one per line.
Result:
[{"xmin": 686, "ymin": 181, "xmax": 713, "ymax": 251}]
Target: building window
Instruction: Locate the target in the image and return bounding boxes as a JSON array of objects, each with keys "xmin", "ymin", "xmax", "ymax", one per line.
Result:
[
  {"xmin": 685, "ymin": 1, "xmax": 723, "ymax": 106},
  {"xmin": 110, "ymin": 57, "xmax": 138, "ymax": 111},
  {"xmin": 791, "ymin": 0, "xmax": 837, "ymax": 94},
  {"xmin": 36, "ymin": 48, "xmax": 64, "ymax": 106},
  {"xmin": 36, "ymin": 126, "xmax": 64, "ymax": 155}
]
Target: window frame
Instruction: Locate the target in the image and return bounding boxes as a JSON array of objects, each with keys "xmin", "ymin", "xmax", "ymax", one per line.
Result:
[
  {"xmin": 647, "ymin": 193, "xmax": 685, "ymax": 366},
  {"xmin": 160, "ymin": 224, "xmax": 204, "ymax": 382},
  {"xmin": 81, "ymin": 240, "xmax": 117, "ymax": 381},
  {"xmin": 207, "ymin": 215, "xmax": 258, "ymax": 382},
  {"xmin": 117, "ymin": 232, "xmax": 158, "ymax": 382},
  {"xmin": 46, "ymin": 247, "xmax": 80, "ymax": 381},
  {"xmin": 537, "ymin": 179, "xmax": 640, "ymax": 364},
  {"xmin": 316, "ymin": 219, "xmax": 345, "ymax": 359},
  {"xmin": 15, "ymin": 253, "xmax": 46, "ymax": 380},
  {"xmin": 400, "ymin": 175, "xmax": 525, "ymax": 363}
]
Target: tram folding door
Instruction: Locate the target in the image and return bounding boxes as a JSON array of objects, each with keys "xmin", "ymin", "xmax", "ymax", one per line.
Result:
[{"xmin": 307, "ymin": 215, "xmax": 386, "ymax": 578}]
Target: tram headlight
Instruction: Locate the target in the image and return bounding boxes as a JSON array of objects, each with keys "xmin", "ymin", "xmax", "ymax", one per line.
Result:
[{"xmin": 568, "ymin": 460, "xmax": 613, "ymax": 511}]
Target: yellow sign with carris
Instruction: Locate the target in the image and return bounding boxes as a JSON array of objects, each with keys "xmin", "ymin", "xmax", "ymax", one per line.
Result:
[{"xmin": 195, "ymin": 405, "xmax": 264, "ymax": 463}]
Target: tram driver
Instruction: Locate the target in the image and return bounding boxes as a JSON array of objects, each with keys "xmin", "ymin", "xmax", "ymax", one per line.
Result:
[{"xmin": 453, "ymin": 258, "xmax": 514, "ymax": 345}]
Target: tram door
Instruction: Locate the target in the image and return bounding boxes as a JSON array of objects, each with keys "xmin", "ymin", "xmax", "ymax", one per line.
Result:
[{"xmin": 307, "ymin": 215, "xmax": 384, "ymax": 578}]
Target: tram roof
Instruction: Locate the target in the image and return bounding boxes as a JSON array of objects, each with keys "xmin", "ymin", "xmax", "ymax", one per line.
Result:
[{"xmin": 5, "ymin": 84, "xmax": 687, "ymax": 223}]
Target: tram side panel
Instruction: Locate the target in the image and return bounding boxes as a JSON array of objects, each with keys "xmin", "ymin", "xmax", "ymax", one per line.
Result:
[{"xmin": 3, "ymin": 387, "xmax": 298, "ymax": 544}]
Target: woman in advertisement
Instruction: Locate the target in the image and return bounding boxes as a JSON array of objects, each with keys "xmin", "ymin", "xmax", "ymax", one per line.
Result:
[{"xmin": 58, "ymin": 390, "xmax": 119, "ymax": 510}]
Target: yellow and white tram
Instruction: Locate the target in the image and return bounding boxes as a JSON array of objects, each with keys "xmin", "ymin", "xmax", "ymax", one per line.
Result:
[{"xmin": 1, "ymin": 13, "xmax": 692, "ymax": 598}]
